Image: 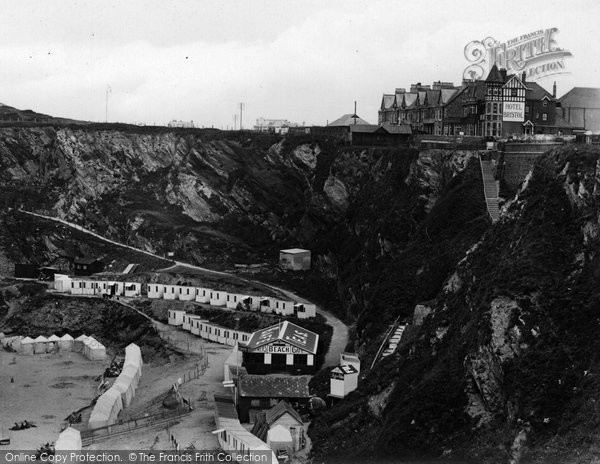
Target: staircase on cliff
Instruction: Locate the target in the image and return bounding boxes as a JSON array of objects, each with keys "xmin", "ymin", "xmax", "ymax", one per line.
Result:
[{"xmin": 479, "ymin": 155, "xmax": 500, "ymax": 222}]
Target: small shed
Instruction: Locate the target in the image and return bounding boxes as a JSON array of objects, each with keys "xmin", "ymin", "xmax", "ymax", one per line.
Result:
[
  {"xmin": 73, "ymin": 257, "xmax": 104, "ymax": 276},
  {"xmin": 33, "ymin": 335, "xmax": 48, "ymax": 354},
  {"xmin": 59, "ymin": 334, "xmax": 74, "ymax": 351},
  {"xmin": 47, "ymin": 334, "xmax": 61, "ymax": 353},
  {"xmin": 279, "ymin": 249, "xmax": 311, "ymax": 271},
  {"xmin": 19, "ymin": 336, "xmax": 35, "ymax": 355}
]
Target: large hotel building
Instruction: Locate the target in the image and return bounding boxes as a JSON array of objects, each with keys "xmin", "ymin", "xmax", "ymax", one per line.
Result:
[{"xmin": 378, "ymin": 64, "xmax": 576, "ymax": 137}]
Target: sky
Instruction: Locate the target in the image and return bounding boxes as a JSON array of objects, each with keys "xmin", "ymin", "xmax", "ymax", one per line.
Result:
[{"xmin": 0, "ymin": 0, "xmax": 599, "ymax": 128}]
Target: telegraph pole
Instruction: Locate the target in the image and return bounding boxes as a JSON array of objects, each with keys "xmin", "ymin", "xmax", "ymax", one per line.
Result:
[
  {"xmin": 239, "ymin": 102, "xmax": 245, "ymax": 130},
  {"xmin": 105, "ymin": 85, "xmax": 112, "ymax": 123},
  {"xmin": 233, "ymin": 114, "xmax": 237, "ymax": 131}
]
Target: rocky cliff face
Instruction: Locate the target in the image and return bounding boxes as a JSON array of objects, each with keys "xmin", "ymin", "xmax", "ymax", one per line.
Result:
[
  {"xmin": 5, "ymin": 126, "xmax": 598, "ymax": 462},
  {"xmin": 310, "ymin": 144, "xmax": 600, "ymax": 464}
]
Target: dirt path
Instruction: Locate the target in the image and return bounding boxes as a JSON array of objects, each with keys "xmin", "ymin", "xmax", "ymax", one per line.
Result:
[{"xmin": 20, "ymin": 210, "xmax": 349, "ymax": 367}]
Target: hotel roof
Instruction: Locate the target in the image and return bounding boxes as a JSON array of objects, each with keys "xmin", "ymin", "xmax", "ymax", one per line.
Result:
[{"xmin": 244, "ymin": 321, "xmax": 319, "ymax": 354}]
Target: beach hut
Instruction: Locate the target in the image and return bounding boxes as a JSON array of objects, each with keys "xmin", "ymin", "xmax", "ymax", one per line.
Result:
[
  {"xmin": 179, "ymin": 286, "xmax": 196, "ymax": 301},
  {"xmin": 210, "ymin": 291, "xmax": 227, "ymax": 307},
  {"xmin": 59, "ymin": 334, "xmax": 74, "ymax": 351},
  {"xmin": 274, "ymin": 300, "xmax": 294, "ymax": 316},
  {"xmin": 54, "ymin": 426, "xmax": 82, "ymax": 451},
  {"xmin": 18, "ymin": 336, "xmax": 35, "ymax": 355},
  {"xmin": 53, "ymin": 274, "xmax": 72, "ymax": 293},
  {"xmin": 147, "ymin": 283, "xmax": 164, "ymax": 299},
  {"xmin": 267, "ymin": 424, "xmax": 293, "ymax": 455},
  {"xmin": 168, "ymin": 310, "xmax": 186, "ymax": 326},
  {"xmin": 74, "ymin": 335, "xmax": 88, "ymax": 353},
  {"xmin": 33, "ymin": 335, "xmax": 49, "ymax": 354},
  {"xmin": 195, "ymin": 287, "xmax": 211, "ymax": 303},
  {"xmin": 123, "ymin": 282, "xmax": 141, "ymax": 298},
  {"xmin": 86, "ymin": 337, "xmax": 106, "ymax": 360},
  {"xmin": 47, "ymin": 334, "xmax": 61, "ymax": 353}
]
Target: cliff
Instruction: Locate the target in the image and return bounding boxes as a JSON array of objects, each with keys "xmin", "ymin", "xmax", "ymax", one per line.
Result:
[{"xmin": 2, "ymin": 125, "xmax": 598, "ymax": 462}]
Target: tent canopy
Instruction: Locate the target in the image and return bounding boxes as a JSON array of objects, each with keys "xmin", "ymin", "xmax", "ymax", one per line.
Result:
[
  {"xmin": 48, "ymin": 334, "xmax": 61, "ymax": 342},
  {"xmin": 60, "ymin": 334, "xmax": 74, "ymax": 341},
  {"xmin": 33, "ymin": 335, "xmax": 48, "ymax": 342},
  {"xmin": 54, "ymin": 427, "xmax": 82, "ymax": 451},
  {"xmin": 75, "ymin": 335, "xmax": 88, "ymax": 341},
  {"xmin": 21, "ymin": 336, "xmax": 35, "ymax": 344}
]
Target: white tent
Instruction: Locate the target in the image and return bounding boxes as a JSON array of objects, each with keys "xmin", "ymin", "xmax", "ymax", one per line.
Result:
[
  {"xmin": 47, "ymin": 334, "xmax": 61, "ymax": 353},
  {"xmin": 112, "ymin": 368, "xmax": 137, "ymax": 408},
  {"xmin": 267, "ymin": 424, "xmax": 293, "ymax": 453},
  {"xmin": 88, "ymin": 387, "xmax": 123, "ymax": 429},
  {"xmin": 124, "ymin": 343, "xmax": 143, "ymax": 375},
  {"xmin": 74, "ymin": 335, "xmax": 88, "ymax": 353},
  {"xmin": 33, "ymin": 335, "xmax": 48, "ymax": 354},
  {"xmin": 54, "ymin": 426, "xmax": 82, "ymax": 451},
  {"xmin": 121, "ymin": 364, "xmax": 140, "ymax": 390},
  {"xmin": 85, "ymin": 337, "xmax": 106, "ymax": 361},
  {"xmin": 59, "ymin": 334, "xmax": 74, "ymax": 351},
  {"xmin": 18, "ymin": 336, "xmax": 35, "ymax": 355}
]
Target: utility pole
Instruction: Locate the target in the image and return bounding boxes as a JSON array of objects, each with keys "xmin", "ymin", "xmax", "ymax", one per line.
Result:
[
  {"xmin": 239, "ymin": 102, "xmax": 245, "ymax": 130},
  {"xmin": 233, "ymin": 114, "xmax": 237, "ymax": 131},
  {"xmin": 105, "ymin": 85, "xmax": 112, "ymax": 123},
  {"xmin": 354, "ymin": 101, "xmax": 357, "ymax": 125}
]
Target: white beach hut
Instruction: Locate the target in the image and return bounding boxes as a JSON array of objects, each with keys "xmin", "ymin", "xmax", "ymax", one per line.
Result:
[
  {"xmin": 18, "ymin": 336, "xmax": 35, "ymax": 355},
  {"xmin": 47, "ymin": 334, "xmax": 61, "ymax": 353},
  {"xmin": 59, "ymin": 334, "xmax": 74, "ymax": 351},
  {"xmin": 33, "ymin": 335, "xmax": 49, "ymax": 354},
  {"xmin": 74, "ymin": 335, "xmax": 88, "ymax": 353}
]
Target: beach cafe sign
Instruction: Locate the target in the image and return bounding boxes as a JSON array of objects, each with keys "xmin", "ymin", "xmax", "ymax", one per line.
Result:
[{"xmin": 463, "ymin": 28, "xmax": 572, "ymax": 81}]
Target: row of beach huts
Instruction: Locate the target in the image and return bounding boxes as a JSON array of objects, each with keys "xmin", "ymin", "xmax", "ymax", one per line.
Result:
[
  {"xmin": 0, "ymin": 333, "xmax": 106, "ymax": 359},
  {"xmin": 53, "ymin": 274, "xmax": 317, "ymax": 319}
]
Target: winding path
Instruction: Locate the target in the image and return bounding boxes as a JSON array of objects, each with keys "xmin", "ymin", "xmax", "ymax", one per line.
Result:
[{"xmin": 19, "ymin": 209, "xmax": 349, "ymax": 367}]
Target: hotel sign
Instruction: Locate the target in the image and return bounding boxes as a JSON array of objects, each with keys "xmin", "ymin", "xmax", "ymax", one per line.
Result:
[
  {"xmin": 503, "ymin": 102, "xmax": 525, "ymax": 122},
  {"xmin": 463, "ymin": 28, "xmax": 572, "ymax": 81}
]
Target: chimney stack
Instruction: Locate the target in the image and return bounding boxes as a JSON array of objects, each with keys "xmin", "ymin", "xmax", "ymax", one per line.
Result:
[
  {"xmin": 521, "ymin": 71, "xmax": 526, "ymax": 83},
  {"xmin": 553, "ymin": 81, "xmax": 557, "ymax": 98}
]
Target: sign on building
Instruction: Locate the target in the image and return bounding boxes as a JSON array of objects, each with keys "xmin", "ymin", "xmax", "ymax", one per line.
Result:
[
  {"xmin": 463, "ymin": 28, "xmax": 572, "ymax": 82},
  {"xmin": 502, "ymin": 102, "xmax": 525, "ymax": 122}
]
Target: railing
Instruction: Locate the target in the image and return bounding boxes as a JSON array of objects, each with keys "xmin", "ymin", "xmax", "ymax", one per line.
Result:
[{"xmin": 80, "ymin": 408, "xmax": 193, "ymax": 446}]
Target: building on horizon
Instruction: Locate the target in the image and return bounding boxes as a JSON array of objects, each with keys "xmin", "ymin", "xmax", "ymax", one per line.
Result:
[
  {"xmin": 379, "ymin": 67, "xmax": 577, "ymax": 137},
  {"xmin": 254, "ymin": 118, "xmax": 300, "ymax": 134},
  {"xmin": 167, "ymin": 120, "xmax": 195, "ymax": 128},
  {"xmin": 558, "ymin": 87, "xmax": 600, "ymax": 133}
]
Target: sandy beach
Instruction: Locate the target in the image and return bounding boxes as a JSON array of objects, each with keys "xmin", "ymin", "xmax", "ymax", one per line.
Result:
[{"xmin": 0, "ymin": 349, "xmax": 103, "ymax": 450}]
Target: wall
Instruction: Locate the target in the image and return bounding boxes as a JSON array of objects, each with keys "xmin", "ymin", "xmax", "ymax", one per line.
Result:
[{"xmin": 501, "ymin": 142, "xmax": 562, "ymax": 190}]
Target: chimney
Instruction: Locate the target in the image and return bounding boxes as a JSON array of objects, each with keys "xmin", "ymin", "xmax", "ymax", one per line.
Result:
[
  {"xmin": 553, "ymin": 81, "xmax": 557, "ymax": 98},
  {"xmin": 499, "ymin": 68, "xmax": 507, "ymax": 81},
  {"xmin": 521, "ymin": 71, "xmax": 526, "ymax": 83}
]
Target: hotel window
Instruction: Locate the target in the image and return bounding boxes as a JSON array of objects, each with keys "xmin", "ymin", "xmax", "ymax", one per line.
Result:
[
  {"xmin": 525, "ymin": 106, "xmax": 530, "ymax": 115},
  {"xmin": 542, "ymin": 113, "xmax": 548, "ymax": 121},
  {"xmin": 511, "ymin": 88, "xmax": 518, "ymax": 97},
  {"xmin": 543, "ymin": 100, "xmax": 548, "ymax": 107}
]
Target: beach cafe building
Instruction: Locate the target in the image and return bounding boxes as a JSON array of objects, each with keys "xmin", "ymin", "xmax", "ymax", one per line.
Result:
[{"xmin": 241, "ymin": 321, "xmax": 318, "ymax": 375}]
